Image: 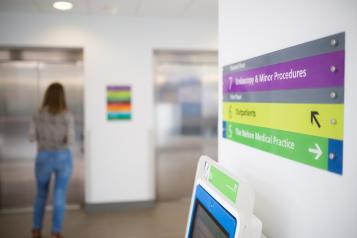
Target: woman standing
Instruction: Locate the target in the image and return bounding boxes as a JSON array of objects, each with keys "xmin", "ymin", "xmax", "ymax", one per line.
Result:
[{"xmin": 29, "ymin": 83, "xmax": 75, "ymax": 238}]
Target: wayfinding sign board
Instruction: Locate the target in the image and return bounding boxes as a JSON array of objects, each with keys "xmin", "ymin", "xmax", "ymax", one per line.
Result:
[{"xmin": 222, "ymin": 33, "xmax": 344, "ymax": 175}]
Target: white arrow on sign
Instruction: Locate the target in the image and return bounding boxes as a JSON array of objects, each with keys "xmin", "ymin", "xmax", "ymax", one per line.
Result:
[{"xmin": 308, "ymin": 143, "xmax": 323, "ymax": 160}]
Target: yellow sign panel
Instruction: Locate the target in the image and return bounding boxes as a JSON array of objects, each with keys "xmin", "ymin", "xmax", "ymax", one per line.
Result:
[{"xmin": 223, "ymin": 102, "xmax": 344, "ymax": 140}]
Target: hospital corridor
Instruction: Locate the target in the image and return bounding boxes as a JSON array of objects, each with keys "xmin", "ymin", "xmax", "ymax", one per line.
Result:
[{"xmin": 0, "ymin": 0, "xmax": 357, "ymax": 238}]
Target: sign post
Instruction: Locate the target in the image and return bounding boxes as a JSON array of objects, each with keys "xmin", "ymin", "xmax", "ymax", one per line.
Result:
[{"xmin": 222, "ymin": 33, "xmax": 344, "ymax": 175}]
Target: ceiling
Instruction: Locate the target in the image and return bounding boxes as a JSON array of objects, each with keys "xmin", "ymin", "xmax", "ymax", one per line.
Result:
[{"xmin": 0, "ymin": 0, "xmax": 217, "ymax": 18}]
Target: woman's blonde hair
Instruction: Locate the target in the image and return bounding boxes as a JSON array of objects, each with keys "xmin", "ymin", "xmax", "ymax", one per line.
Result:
[{"xmin": 41, "ymin": 82, "xmax": 67, "ymax": 114}]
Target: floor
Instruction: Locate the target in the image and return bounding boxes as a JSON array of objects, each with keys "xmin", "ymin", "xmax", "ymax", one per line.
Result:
[{"xmin": 0, "ymin": 198, "xmax": 191, "ymax": 238}]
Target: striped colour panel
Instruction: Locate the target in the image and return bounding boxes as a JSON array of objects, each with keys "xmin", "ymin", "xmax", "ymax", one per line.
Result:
[{"xmin": 107, "ymin": 85, "xmax": 132, "ymax": 120}]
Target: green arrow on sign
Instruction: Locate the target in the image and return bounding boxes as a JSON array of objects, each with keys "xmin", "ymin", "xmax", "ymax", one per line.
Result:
[{"xmin": 308, "ymin": 143, "xmax": 323, "ymax": 160}]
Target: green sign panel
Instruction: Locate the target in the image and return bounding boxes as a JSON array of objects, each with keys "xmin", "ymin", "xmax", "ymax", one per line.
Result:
[
  {"xmin": 225, "ymin": 122, "xmax": 329, "ymax": 170},
  {"xmin": 208, "ymin": 166, "xmax": 239, "ymax": 203}
]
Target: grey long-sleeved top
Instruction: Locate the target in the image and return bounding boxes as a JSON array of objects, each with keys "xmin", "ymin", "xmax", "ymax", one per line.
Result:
[{"xmin": 29, "ymin": 109, "xmax": 75, "ymax": 152}]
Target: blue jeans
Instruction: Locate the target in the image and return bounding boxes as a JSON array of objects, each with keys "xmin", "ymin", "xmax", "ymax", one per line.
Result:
[{"xmin": 33, "ymin": 149, "xmax": 73, "ymax": 233}]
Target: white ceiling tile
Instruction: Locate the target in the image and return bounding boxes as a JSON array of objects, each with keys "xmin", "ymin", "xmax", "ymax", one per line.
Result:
[
  {"xmin": 0, "ymin": 0, "xmax": 217, "ymax": 18},
  {"xmin": 184, "ymin": 0, "xmax": 217, "ymax": 18},
  {"xmin": 0, "ymin": 0, "xmax": 39, "ymax": 12},
  {"xmin": 137, "ymin": 0, "xmax": 193, "ymax": 18},
  {"xmin": 88, "ymin": 0, "xmax": 141, "ymax": 15}
]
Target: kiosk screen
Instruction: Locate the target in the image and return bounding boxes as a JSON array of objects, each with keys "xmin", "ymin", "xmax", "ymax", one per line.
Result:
[{"xmin": 190, "ymin": 201, "xmax": 228, "ymax": 238}]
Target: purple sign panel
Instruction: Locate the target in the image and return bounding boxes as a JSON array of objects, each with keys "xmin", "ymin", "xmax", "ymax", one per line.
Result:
[{"xmin": 223, "ymin": 51, "xmax": 344, "ymax": 93}]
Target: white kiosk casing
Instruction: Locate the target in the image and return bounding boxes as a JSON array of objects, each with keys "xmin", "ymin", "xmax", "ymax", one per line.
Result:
[{"xmin": 185, "ymin": 155, "xmax": 263, "ymax": 238}]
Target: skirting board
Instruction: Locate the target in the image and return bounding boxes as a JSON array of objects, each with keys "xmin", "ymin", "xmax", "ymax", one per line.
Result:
[{"xmin": 85, "ymin": 200, "xmax": 155, "ymax": 213}]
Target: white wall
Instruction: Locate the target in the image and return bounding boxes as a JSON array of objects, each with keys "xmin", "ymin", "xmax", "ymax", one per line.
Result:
[
  {"xmin": 0, "ymin": 13, "xmax": 217, "ymax": 204},
  {"xmin": 219, "ymin": 0, "xmax": 357, "ymax": 237}
]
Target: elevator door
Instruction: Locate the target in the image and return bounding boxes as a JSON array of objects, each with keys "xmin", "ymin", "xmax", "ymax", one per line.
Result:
[
  {"xmin": 154, "ymin": 51, "xmax": 218, "ymax": 201},
  {"xmin": 0, "ymin": 58, "xmax": 84, "ymax": 211}
]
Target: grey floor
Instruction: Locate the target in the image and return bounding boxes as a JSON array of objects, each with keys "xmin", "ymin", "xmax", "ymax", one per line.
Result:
[{"xmin": 0, "ymin": 198, "xmax": 191, "ymax": 238}]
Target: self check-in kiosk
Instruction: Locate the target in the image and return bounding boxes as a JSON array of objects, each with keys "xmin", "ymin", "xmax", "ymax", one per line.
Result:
[{"xmin": 185, "ymin": 156, "xmax": 263, "ymax": 238}]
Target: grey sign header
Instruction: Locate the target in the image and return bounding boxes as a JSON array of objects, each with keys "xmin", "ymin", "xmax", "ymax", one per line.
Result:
[{"xmin": 223, "ymin": 32, "xmax": 345, "ymax": 74}]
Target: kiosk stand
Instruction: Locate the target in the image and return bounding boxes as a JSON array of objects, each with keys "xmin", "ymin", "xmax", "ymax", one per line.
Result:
[{"xmin": 185, "ymin": 156, "xmax": 264, "ymax": 238}]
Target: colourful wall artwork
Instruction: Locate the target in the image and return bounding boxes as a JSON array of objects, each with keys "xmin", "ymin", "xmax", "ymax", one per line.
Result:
[{"xmin": 107, "ymin": 85, "xmax": 132, "ymax": 120}]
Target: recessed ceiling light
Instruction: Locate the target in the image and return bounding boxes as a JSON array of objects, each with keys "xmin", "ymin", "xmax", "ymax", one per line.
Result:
[{"xmin": 53, "ymin": 1, "xmax": 73, "ymax": 11}]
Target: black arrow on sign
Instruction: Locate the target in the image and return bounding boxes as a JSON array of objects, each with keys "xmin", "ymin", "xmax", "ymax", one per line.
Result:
[{"xmin": 311, "ymin": 111, "xmax": 321, "ymax": 128}]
